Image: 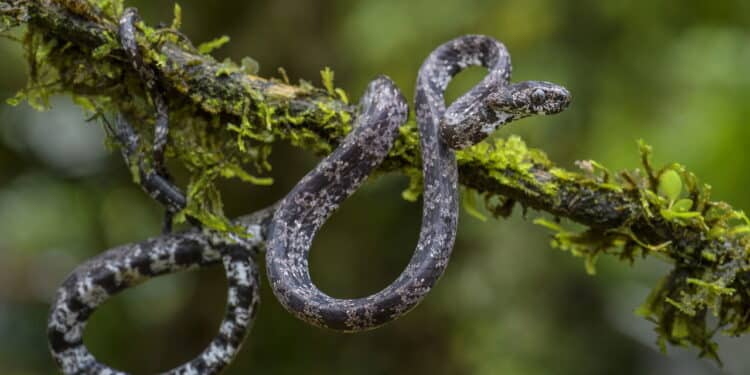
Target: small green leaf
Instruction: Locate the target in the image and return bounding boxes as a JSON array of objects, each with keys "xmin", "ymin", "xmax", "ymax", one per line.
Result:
[
  {"xmin": 320, "ymin": 67, "xmax": 335, "ymax": 95},
  {"xmin": 634, "ymin": 304, "xmax": 652, "ymax": 318},
  {"xmin": 241, "ymin": 56, "xmax": 260, "ymax": 75},
  {"xmin": 635, "ymin": 276, "xmax": 668, "ymax": 318},
  {"xmin": 219, "ymin": 164, "xmax": 273, "ymax": 186},
  {"xmin": 686, "ymin": 278, "xmax": 735, "ymax": 295},
  {"xmin": 402, "ymin": 189, "xmax": 420, "ymax": 202},
  {"xmin": 658, "ymin": 169, "xmax": 682, "ymax": 201},
  {"xmin": 533, "ymin": 218, "xmax": 563, "ymax": 232},
  {"xmin": 72, "ymin": 95, "xmax": 96, "ymax": 112},
  {"xmin": 335, "ymin": 88, "xmax": 349, "ymax": 104},
  {"xmin": 701, "ymin": 250, "xmax": 717, "ymax": 262},
  {"xmin": 665, "ymin": 297, "xmax": 696, "ymax": 316},
  {"xmin": 708, "ymin": 225, "xmax": 725, "ymax": 238},
  {"xmin": 728, "ymin": 225, "xmax": 750, "ymax": 236},
  {"xmin": 277, "ymin": 67, "xmax": 290, "ymax": 83},
  {"xmin": 401, "ymin": 169, "xmax": 422, "ymax": 202},
  {"xmin": 172, "ymin": 3, "xmax": 183, "ymax": 29},
  {"xmin": 198, "ymin": 35, "xmax": 230, "ymax": 54},
  {"xmin": 215, "ymin": 58, "xmax": 239, "ymax": 77},
  {"xmin": 672, "ymin": 198, "xmax": 694, "ymax": 212},
  {"xmin": 6, "ymin": 91, "xmax": 25, "ymax": 106},
  {"xmin": 92, "ymin": 42, "xmax": 114, "ymax": 59},
  {"xmin": 660, "ymin": 208, "xmax": 702, "ymax": 221},
  {"xmin": 584, "ymin": 254, "xmax": 598, "ymax": 275},
  {"xmin": 671, "ymin": 316, "xmax": 690, "ymax": 339}
]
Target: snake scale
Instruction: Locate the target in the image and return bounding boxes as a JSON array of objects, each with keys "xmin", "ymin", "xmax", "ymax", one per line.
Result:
[{"xmin": 46, "ymin": 7, "xmax": 571, "ymax": 374}]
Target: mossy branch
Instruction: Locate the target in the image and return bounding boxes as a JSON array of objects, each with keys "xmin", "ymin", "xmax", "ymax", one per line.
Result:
[{"xmin": 3, "ymin": 0, "xmax": 750, "ymax": 362}]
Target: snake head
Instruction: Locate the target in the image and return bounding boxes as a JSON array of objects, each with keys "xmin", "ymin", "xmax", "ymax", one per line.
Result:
[{"xmin": 487, "ymin": 81, "xmax": 571, "ymax": 118}]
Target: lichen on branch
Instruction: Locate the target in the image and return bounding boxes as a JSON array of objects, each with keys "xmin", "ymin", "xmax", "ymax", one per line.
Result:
[{"xmin": 3, "ymin": 0, "xmax": 750, "ymax": 362}]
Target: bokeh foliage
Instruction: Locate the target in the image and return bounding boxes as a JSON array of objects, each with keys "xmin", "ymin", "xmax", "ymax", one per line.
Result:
[{"xmin": 1, "ymin": 0, "xmax": 750, "ymax": 374}]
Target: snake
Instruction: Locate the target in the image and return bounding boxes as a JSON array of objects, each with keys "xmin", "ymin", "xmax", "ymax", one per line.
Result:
[
  {"xmin": 46, "ymin": 207, "xmax": 273, "ymax": 375},
  {"xmin": 266, "ymin": 35, "xmax": 570, "ymax": 331},
  {"xmin": 119, "ymin": 8, "xmax": 183, "ymax": 232},
  {"xmin": 46, "ymin": 8, "xmax": 571, "ymax": 373}
]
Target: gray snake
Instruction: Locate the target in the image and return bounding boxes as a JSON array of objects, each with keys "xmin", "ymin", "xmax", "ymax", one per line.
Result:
[{"xmin": 46, "ymin": 8, "xmax": 571, "ymax": 373}]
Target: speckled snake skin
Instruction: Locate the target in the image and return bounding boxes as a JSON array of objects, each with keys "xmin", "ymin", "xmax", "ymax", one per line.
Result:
[
  {"xmin": 47, "ymin": 209, "xmax": 272, "ymax": 375},
  {"xmin": 266, "ymin": 35, "xmax": 570, "ymax": 331},
  {"xmin": 46, "ymin": 8, "xmax": 571, "ymax": 373}
]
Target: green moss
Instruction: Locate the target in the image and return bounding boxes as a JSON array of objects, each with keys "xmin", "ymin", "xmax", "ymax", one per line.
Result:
[
  {"xmin": 320, "ymin": 67, "xmax": 335, "ymax": 95},
  {"xmin": 457, "ymin": 135, "xmax": 557, "ymax": 198},
  {"xmin": 197, "ymin": 35, "xmax": 230, "ymax": 54},
  {"xmin": 6, "ymin": 0, "xmax": 281, "ymax": 235},
  {"xmin": 533, "ymin": 140, "xmax": 750, "ymax": 363},
  {"xmin": 171, "ymin": 3, "xmax": 182, "ymax": 29}
]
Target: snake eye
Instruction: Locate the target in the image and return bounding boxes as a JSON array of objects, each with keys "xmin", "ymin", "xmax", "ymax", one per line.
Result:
[{"xmin": 530, "ymin": 89, "xmax": 546, "ymax": 106}]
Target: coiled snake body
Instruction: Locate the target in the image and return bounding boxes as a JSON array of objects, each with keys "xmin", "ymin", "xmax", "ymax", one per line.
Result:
[
  {"xmin": 46, "ymin": 11, "xmax": 571, "ymax": 373},
  {"xmin": 266, "ymin": 36, "xmax": 569, "ymax": 331}
]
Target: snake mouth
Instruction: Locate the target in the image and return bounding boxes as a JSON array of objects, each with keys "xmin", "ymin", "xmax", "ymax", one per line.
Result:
[{"xmin": 533, "ymin": 84, "xmax": 572, "ymax": 115}]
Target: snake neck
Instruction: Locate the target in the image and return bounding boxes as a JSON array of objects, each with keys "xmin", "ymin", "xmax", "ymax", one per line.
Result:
[{"xmin": 415, "ymin": 35, "xmax": 511, "ymax": 146}]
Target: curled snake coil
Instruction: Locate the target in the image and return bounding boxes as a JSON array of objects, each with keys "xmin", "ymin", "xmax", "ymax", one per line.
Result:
[{"xmin": 46, "ymin": 8, "xmax": 571, "ymax": 374}]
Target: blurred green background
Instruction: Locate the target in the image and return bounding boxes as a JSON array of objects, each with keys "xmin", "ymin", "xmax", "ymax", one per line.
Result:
[{"xmin": 1, "ymin": 0, "xmax": 750, "ymax": 374}]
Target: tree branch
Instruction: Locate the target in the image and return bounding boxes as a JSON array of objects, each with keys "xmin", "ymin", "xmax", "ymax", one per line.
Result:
[{"xmin": 3, "ymin": 0, "xmax": 750, "ymax": 360}]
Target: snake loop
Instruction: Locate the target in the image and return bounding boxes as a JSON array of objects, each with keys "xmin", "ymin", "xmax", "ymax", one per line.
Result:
[
  {"xmin": 265, "ymin": 76, "xmax": 421, "ymax": 331},
  {"xmin": 266, "ymin": 35, "xmax": 570, "ymax": 331},
  {"xmin": 47, "ymin": 218, "xmax": 268, "ymax": 375}
]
